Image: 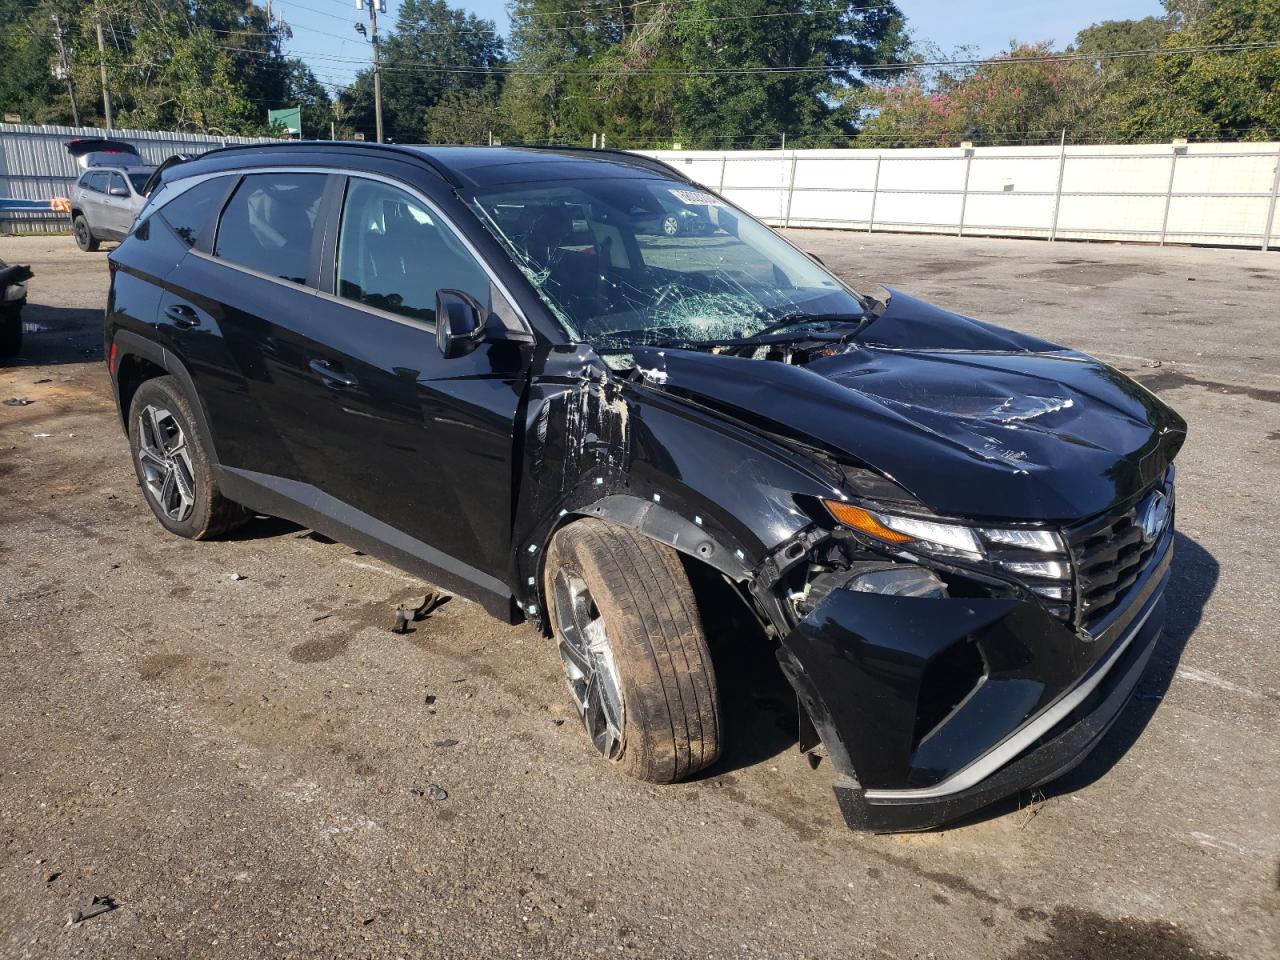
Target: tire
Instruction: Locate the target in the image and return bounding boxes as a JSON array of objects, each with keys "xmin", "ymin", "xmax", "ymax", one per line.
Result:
[
  {"xmin": 126, "ymin": 376, "xmax": 249, "ymax": 540},
  {"xmin": 0, "ymin": 306, "xmax": 21, "ymax": 357},
  {"xmin": 545, "ymin": 518, "xmax": 721, "ymax": 783},
  {"xmin": 661, "ymin": 214, "xmax": 682, "ymax": 237},
  {"xmin": 73, "ymin": 214, "xmax": 99, "ymax": 252}
]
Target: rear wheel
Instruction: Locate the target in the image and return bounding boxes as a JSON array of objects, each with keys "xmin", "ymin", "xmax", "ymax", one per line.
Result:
[
  {"xmin": 73, "ymin": 214, "xmax": 99, "ymax": 252},
  {"xmin": 127, "ymin": 376, "xmax": 249, "ymax": 539},
  {"xmin": 661, "ymin": 214, "xmax": 682, "ymax": 237},
  {"xmin": 545, "ymin": 519, "xmax": 721, "ymax": 783},
  {"xmin": 0, "ymin": 306, "xmax": 21, "ymax": 357}
]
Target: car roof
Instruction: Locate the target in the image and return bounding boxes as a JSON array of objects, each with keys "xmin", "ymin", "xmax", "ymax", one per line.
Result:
[{"xmin": 170, "ymin": 142, "xmax": 694, "ymax": 190}]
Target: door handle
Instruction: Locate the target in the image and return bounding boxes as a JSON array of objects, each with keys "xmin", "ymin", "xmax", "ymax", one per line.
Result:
[
  {"xmin": 309, "ymin": 358, "xmax": 358, "ymax": 388},
  {"xmin": 164, "ymin": 303, "xmax": 200, "ymax": 328}
]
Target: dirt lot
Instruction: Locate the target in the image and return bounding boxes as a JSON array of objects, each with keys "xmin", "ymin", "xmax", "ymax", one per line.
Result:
[{"xmin": 1, "ymin": 230, "xmax": 1277, "ymax": 959}]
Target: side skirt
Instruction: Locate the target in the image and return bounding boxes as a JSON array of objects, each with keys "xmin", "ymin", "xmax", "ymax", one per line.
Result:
[{"xmin": 217, "ymin": 466, "xmax": 523, "ymax": 625}]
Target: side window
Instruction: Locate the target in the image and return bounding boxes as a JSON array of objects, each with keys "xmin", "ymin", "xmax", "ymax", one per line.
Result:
[
  {"xmin": 155, "ymin": 177, "xmax": 232, "ymax": 249},
  {"xmin": 84, "ymin": 172, "xmax": 107, "ymax": 194},
  {"xmin": 336, "ymin": 178, "xmax": 491, "ymax": 325},
  {"xmin": 214, "ymin": 173, "xmax": 326, "ymax": 284}
]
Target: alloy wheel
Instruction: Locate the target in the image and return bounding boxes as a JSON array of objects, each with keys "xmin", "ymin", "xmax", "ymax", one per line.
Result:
[
  {"xmin": 551, "ymin": 568, "xmax": 625, "ymax": 760},
  {"xmin": 136, "ymin": 404, "xmax": 196, "ymax": 522},
  {"xmin": 662, "ymin": 214, "xmax": 681, "ymax": 237}
]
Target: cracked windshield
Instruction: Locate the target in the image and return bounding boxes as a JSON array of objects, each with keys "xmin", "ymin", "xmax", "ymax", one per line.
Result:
[{"xmin": 468, "ymin": 177, "xmax": 866, "ymax": 351}]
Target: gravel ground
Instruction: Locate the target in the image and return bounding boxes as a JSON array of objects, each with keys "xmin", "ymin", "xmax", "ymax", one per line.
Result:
[{"xmin": 1, "ymin": 231, "xmax": 1277, "ymax": 960}]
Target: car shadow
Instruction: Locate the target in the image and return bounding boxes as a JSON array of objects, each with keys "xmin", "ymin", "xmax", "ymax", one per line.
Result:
[
  {"xmin": 947, "ymin": 530, "xmax": 1218, "ymax": 828},
  {"xmin": 683, "ymin": 559, "xmax": 801, "ymax": 780},
  {"xmin": 3, "ymin": 303, "xmax": 104, "ymax": 368}
]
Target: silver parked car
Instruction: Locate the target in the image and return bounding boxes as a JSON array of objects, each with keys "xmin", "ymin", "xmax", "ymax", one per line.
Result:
[{"xmin": 65, "ymin": 138, "xmax": 155, "ymax": 252}]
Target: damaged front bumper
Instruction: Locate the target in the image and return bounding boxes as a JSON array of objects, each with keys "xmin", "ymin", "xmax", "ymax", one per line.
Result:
[{"xmin": 778, "ymin": 534, "xmax": 1172, "ymax": 832}]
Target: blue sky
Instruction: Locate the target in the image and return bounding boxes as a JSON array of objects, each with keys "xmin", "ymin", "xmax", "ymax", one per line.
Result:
[{"xmin": 272, "ymin": 0, "xmax": 1167, "ymax": 91}]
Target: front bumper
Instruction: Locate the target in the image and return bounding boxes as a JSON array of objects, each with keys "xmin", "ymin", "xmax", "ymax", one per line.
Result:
[{"xmin": 779, "ymin": 532, "xmax": 1172, "ymax": 832}]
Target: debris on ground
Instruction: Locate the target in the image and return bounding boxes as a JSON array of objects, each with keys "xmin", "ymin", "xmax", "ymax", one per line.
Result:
[
  {"xmin": 424, "ymin": 694, "xmax": 437, "ymax": 706},
  {"xmin": 552, "ymin": 718, "xmax": 565, "ymax": 726},
  {"xmin": 70, "ymin": 895, "xmax": 118, "ymax": 924},
  {"xmin": 409, "ymin": 784, "xmax": 448, "ymax": 801},
  {"xmin": 412, "ymin": 592, "xmax": 451, "ymax": 621},
  {"xmin": 432, "ymin": 738, "xmax": 458, "ymax": 748},
  {"xmin": 33, "ymin": 433, "xmax": 52, "ymax": 438},
  {"xmin": 33, "ymin": 378, "xmax": 51, "ymax": 384},
  {"xmin": 1144, "ymin": 360, "xmax": 1163, "ymax": 368},
  {"xmin": 392, "ymin": 607, "xmax": 411, "ymax": 634},
  {"xmin": 4, "ymin": 397, "xmax": 33, "ymax": 406},
  {"xmin": 228, "ymin": 573, "xmax": 247, "ymax": 582}
]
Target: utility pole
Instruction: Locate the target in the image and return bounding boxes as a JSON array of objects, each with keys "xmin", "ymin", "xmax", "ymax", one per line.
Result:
[
  {"xmin": 51, "ymin": 14, "xmax": 80, "ymax": 127},
  {"xmin": 356, "ymin": 0, "xmax": 385, "ymax": 143},
  {"xmin": 94, "ymin": 3, "xmax": 113, "ymax": 131}
]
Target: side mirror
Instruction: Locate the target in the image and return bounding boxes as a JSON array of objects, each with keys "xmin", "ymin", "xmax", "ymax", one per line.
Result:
[
  {"xmin": 807, "ymin": 251, "xmax": 826, "ymax": 266},
  {"xmin": 436, "ymin": 289, "xmax": 486, "ymax": 359},
  {"xmin": 109, "ymin": 185, "xmax": 130, "ymax": 198}
]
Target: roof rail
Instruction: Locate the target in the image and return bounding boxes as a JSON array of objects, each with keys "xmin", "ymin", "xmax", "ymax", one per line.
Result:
[
  {"xmin": 520, "ymin": 145, "xmax": 697, "ymax": 184},
  {"xmin": 187, "ymin": 140, "xmax": 463, "ymax": 188}
]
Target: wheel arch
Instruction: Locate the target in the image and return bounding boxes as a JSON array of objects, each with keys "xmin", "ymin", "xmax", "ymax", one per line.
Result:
[
  {"xmin": 111, "ymin": 330, "xmax": 222, "ymax": 468},
  {"xmin": 529, "ymin": 492, "xmax": 769, "ymax": 639}
]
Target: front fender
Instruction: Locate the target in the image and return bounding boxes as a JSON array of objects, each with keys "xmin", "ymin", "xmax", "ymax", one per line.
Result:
[{"xmin": 509, "ymin": 346, "xmax": 843, "ymax": 620}]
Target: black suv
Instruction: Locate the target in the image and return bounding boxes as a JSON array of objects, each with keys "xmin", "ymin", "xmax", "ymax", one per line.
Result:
[{"xmin": 106, "ymin": 144, "xmax": 1185, "ymax": 831}]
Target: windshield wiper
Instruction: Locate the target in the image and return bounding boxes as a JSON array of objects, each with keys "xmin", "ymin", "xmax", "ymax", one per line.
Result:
[{"xmin": 747, "ymin": 311, "xmax": 866, "ymax": 340}]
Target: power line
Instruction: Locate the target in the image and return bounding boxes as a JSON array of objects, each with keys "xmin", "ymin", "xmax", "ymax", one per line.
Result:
[{"xmin": 210, "ymin": 38, "xmax": 1280, "ymax": 78}]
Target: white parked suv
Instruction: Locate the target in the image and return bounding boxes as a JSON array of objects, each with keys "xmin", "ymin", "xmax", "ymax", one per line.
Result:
[{"xmin": 65, "ymin": 138, "xmax": 155, "ymax": 251}]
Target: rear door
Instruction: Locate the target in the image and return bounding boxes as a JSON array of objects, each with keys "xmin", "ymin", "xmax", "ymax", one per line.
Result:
[
  {"xmin": 263, "ymin": 174, "xmax": 533, "ymax": 588},
  {"xmin": 102, "ymin": 172, "xmax": 134, "ymax": 236},
  {"xmin": 152, "ymin": 171, "xmax": 328, "ymax": 481},
  {"xmin": 80, "ymin": 172, "xmax": 110, "ymax": 230}
]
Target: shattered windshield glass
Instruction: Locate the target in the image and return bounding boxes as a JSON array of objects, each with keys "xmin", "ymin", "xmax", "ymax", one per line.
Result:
[{"xmin": 467, "ymin": 177, "xmax": 866, "ymax": 348}]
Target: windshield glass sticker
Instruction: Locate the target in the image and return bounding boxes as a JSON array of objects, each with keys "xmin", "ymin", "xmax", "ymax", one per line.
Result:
[{"xmin": 668, "ymin": 189, "xmax": 726, "ymax": 208}]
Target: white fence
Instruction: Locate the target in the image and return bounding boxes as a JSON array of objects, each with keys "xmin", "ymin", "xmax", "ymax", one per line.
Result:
[
  {"xmin": 643, "ymin": 143, "xmax": 1280, "ymax": 251},
  {"xmin": 0, "ymin": 122, "xmax": 277, "ymax": 233}
]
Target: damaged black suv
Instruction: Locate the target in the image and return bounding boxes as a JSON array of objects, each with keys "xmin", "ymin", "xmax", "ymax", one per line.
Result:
[{"xmin": 105, "ymin": 144, "xmax": 1185, "ymax": 831}]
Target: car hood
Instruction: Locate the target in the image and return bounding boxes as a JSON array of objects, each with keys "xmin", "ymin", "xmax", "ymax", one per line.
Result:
[{"xmin": 630, "ymin": 290, "xmax": 1186, "ymax": 522}]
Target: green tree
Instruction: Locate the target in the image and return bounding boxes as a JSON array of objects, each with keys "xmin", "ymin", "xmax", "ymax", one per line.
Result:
[
  {"xmin": 0, "ymin": 0, "xmax": 71, "ymax": 123},
  {"xmin": 1142, "ymin": 0, "xmax": 1280, "ymax": 140},
  {"xmin": 676, "ymin": 0, "xmax": 910, "ymax": 148},
  {"xmin": 856, "ymin": 42, "xmax": 1102, "ymax": 147},
  {"xmin": 342, "ymin": 0, "xmax": 505, "ymax": 143},
  {"xmin": 502, "ymin": 0, "xmax": 909, "ymax": 148}
]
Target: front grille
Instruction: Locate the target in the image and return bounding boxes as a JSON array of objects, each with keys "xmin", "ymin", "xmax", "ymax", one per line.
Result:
[{"xmin": 1066, "ymin": 480, "xmax": 1172, "ymax": 633}]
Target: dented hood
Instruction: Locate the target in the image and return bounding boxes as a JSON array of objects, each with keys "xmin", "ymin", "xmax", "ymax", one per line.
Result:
[{"xmin": 632, "ymin": 291, "xmax": 1185, "ymax": 522}]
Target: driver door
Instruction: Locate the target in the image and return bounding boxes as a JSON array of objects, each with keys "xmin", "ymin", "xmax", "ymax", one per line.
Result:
[{"xmin": 264, "ymin": 175, "xmax": 534, "ymax": 594}]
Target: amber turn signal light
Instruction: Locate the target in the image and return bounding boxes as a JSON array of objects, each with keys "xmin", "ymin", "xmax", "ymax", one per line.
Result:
[{"xmin": 823, "ymin": 500, "xmax": 913, "ymax": 544}]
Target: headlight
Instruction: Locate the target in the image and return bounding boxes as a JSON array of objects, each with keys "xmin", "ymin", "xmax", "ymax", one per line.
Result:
[
  {"xmin": 822, "ymin": 499, "xmax": 1067, "ymax": 577},
  {"xmin": 824, "ymin": 500, "xmax": 983, "ymax": 559}
]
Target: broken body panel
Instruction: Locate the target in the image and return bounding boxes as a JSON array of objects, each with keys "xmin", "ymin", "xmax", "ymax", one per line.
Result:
[{"xmin": 509, "ymin": 289, "xmax": 1183, "ymax": 831}]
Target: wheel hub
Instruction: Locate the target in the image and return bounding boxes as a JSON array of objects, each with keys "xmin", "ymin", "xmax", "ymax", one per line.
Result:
[
  {"xmin": 136, "ymin": 404, "xmax": 195, "ymax": 522},
  {"xmin": 551, "ymin": 568, "xmax": 625, "ymax": 760}
]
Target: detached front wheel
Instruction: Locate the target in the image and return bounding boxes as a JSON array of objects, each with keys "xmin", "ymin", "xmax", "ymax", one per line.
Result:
[{"xmin": 545, "ymin": 519, "xmax": 721, "ymax": 783}]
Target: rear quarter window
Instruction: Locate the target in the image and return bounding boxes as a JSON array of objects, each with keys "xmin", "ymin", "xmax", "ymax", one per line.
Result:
[{"xmin": 153, "ymin": 177, "xmax": 234, "ymax": 249}]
